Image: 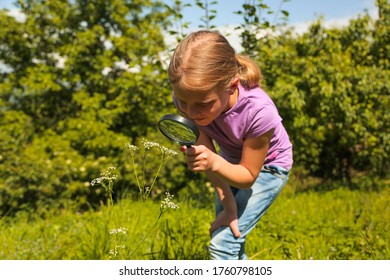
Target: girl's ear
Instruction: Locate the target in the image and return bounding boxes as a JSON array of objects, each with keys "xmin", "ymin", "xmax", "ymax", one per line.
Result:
[{"xmin": 228, "ymin": 77, "xmax": 239, "ymax": 94}]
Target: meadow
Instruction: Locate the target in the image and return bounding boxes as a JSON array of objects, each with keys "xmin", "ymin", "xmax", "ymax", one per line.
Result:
[{"xmin": 1, "ymin": 178, "xmax": 388, "ymax": 260}]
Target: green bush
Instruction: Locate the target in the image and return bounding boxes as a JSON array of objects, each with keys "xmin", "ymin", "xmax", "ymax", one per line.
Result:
[{"xmin": 257, "ymin": 5, "xmax": 389, "ymax": 179}]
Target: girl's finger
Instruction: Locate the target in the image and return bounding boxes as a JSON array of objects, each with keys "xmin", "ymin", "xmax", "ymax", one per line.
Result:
[{"xmin": 231, "ymin": 225, "xmax": 241, "ymax": 238}]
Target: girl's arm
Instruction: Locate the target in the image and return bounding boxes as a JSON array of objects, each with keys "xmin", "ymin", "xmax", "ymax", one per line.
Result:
[
  {"xmin": 185, "ymin": 129, "xmax": 273, "ymax": 189},
  {"xmin": 194, "ymin": 131, "xmax": 241, "ymax": 238}
]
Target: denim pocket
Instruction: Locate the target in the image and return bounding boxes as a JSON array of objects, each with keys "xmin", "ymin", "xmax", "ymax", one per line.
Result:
[{"xmin": 262, "ymin": 165, "xmax": 289, "ymax": 180}]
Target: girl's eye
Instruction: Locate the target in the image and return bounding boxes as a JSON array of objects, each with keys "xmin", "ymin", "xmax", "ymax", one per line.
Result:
[
  {"xmin": 178, "ymin": 100, "xmax": 187, "ymax": 106},
  {"xmin": 201, "ymin": 101, "xmax": 214, "ymax": 106}
]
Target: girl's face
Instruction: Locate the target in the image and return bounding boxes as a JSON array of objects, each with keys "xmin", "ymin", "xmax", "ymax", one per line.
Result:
[{"xmin": 173, "ymin": 85, "xmax": 236, "ymax": 126}]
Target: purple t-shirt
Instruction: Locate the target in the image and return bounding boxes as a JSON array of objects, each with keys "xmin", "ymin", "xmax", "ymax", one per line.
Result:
[{"xmin": 174, "ymin": 85, "xmax": 293, "ymax": 169}]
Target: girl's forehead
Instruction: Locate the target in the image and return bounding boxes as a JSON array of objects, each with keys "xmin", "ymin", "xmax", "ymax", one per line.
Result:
[{"xmin": 173, "ymin": 86, "xmax": 219, "ymax": 101}]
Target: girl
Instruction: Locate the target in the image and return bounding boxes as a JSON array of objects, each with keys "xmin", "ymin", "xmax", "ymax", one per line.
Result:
[{"xmin": 168, "ymin": 30, "xmax": 293, "ymax": 260}]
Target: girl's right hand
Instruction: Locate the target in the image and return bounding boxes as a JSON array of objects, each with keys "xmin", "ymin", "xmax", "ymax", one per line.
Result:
[{"xmin": 181, "ymin": 145, "xmax": 217, "ymax": 172}]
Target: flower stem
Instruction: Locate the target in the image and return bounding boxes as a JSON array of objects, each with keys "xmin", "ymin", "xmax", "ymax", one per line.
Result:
[
  {"xmin": 129, "ymin": 215, "xmax": 161, "ymax": 258},
  {"xmin": 128, "ymin": 201, "xmax": 145, "ymax": 249},
  {"xmin": 145, "ymin": 159, "xmax": 163, "ymax": 198},
  {"xmin": 131, "ymin": 155, "xmax": 142, "ymax": 195}
]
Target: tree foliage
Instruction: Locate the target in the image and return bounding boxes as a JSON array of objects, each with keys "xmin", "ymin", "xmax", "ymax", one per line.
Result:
[
  {"xmin": 257, "ymin": 0, "xmax": 389, "ymax": 180},
  {"xmin": 0, "ymin": 0, "xmax": 182, "ymax": 214}
]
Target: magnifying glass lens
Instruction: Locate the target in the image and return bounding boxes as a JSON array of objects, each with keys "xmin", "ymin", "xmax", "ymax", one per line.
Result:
[{"xmin": 158, "ymin": 114, "xmax": 200, "ymax": 146}]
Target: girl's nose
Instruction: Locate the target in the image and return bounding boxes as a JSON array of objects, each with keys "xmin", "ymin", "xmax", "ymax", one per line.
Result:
[{"xmin": 186, "ymin": 106, "xmax": 201, "ymax": 119}]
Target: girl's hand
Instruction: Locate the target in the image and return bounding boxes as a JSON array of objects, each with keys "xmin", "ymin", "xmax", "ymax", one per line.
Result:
[
  {"xmin": 209, "ymin": 208, "xmax": 241, "ymax": 238},
  {"xmin": 181, "ymin": 145, "xmax": 216, "ymax": 172}
]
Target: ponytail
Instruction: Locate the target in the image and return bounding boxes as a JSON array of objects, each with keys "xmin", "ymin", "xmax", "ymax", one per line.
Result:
[{"xmin": 236, "ymin": 55, "xmax": 262, "ymax": 89}]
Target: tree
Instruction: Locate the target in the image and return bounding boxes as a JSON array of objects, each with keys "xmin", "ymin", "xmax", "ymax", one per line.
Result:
[
  {"xmin": 234, "ymin": 0, "xmax": 289, "ymax": 56},
  {"xmin": 256, "ymin": 0, "xmax": 389, "ymax": 180},
  {"xmin": 0, "ymin": 0, "xmax": 177, "ymax": 215}
]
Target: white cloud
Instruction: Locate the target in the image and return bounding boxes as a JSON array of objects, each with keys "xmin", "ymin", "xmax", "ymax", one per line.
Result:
[
  {"xmin": 0, "ymin": 61, "xmax": 12, "ymax": 73},
  {"xmin": 217, "ymin": 25, "xmax": 243, "ymax": 53},
  {"xmin": 162, "ymin": 25, "xmax": 245, "ymax": 55},
  {"xmin": 163, "ymin": 10, "xmax": 373, "ymax": 57},
  {"xmin": 7, "ymin": 9, "xmax": 26, "ymax": 22},
  {"xmin": 294, "ymin": 5, "xmax": 378, "ymax": 34}
]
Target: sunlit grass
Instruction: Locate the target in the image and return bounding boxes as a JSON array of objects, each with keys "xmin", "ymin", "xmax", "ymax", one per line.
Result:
[
  {"xmin": 0, "ymin": 185, "xmax": 388, "ymax": 260},
  {"xmin": 247, "ymin": 186, "xmax": 390, "ymax": 260}
]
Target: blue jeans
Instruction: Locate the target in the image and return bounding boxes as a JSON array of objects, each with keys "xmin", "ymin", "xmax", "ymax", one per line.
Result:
[{"xmin": 209, "ymin": 165, "xmax": 290, "ymax": 260}]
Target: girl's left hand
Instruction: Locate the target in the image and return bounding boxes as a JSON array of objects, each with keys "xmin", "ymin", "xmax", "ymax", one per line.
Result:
[
  {"xmin": 209, "ymin": 208, "xmax": 241, "ymax": 238},
  {"xmin": 181, "ymin": 145, "xmax": 216, "ymax": 172}
]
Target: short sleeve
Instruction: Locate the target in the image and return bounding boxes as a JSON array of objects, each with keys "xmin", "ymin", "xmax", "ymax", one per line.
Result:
[{"xmin": 245, "ymin": 104, "xmax": 282, "ymax": 138}]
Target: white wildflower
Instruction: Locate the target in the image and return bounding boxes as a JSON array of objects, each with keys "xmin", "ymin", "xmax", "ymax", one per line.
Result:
[
  {"xmin": 160, "ymin": 192, "xmax": 179, "ymax": 216},
  {"xmin": 124, "ymin": 143, "xmax": 139, "ymax": 156},
  {"xmin": 90, "ymin": 166, "xmax": 118, "ymax": 186},
  {"xmin": 142, "ymin": 139, "xmax": 160, "ymax": 150},
  {"xmin": 109, "ymin": 245, "xmax": 126, "ymax": 258},
  {"xmin": 160, "ymin": 146, "xmax": 178, "ymax": 157},
  {"xmin": 109, "ymin": 227, "xmax": 128, "ymax": 235},
  {"xmin": 90, "ymin": 178, "xmax": 102, "ymax": 186}
]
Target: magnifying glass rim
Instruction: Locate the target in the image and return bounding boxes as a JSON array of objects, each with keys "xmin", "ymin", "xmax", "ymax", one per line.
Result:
[{"xmin": 158, "ymin": 114, "xmax": 200, "ymax": 146}]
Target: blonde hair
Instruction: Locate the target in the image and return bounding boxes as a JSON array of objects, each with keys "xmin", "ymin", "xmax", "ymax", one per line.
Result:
[{"xmin": 168, "ymin": 30, "xmax": 262, "ymax": 92}]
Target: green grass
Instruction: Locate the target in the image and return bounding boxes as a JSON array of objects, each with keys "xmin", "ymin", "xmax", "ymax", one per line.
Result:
[
  {"xmin": 247, "ymin": 186, "xmax": 390, "ymax": 259},
  {"xmin": 0, "ymin": 185, "xmax": 389, "ymax": 260}
]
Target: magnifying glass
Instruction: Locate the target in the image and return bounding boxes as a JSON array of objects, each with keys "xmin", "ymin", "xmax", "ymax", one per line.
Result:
[{"xmin": 158, "ymin": 114, "xmax": 200, "ymax": 147}]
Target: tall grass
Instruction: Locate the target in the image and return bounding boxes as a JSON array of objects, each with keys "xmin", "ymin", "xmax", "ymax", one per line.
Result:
[
  {"xmin": 247, "ymin": 185, "xmax": 390, "ymax": 259},
  {"xmin": 1, "ymin": 184, "xmax": 388, "ymax": 260}
]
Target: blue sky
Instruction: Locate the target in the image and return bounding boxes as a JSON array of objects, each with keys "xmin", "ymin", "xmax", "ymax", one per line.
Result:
[
  {"xmin": 175, "ymin": 0, "xmax": 377, "ymax": 27},
  {"xmin": 0, "ymin": 0, "xmax": 376, "ymax": 26}
]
